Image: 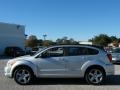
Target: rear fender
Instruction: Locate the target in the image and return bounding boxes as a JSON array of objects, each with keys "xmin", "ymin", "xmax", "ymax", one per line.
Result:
[{"xmin": 81, "ymin": 60, "xmax": 106, "ymax": 76}]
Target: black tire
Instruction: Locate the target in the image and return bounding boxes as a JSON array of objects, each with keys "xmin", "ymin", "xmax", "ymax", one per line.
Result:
[
  {"xmin": 85, "ymin": 67, "xmax": 106, "ymax": 85},
  {"xmin": 13, "ymin": 67, "xmax": 34, "ymax": 85}
]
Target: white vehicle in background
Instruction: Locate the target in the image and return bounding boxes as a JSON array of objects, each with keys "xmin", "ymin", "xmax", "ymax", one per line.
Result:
[
  {"xmin": 4, "ymin": 45, "xmax": 114, "ymax": 85},
  {"xmin": 31, "ymin": 46, "xmax": 47, "ymax": 55}
]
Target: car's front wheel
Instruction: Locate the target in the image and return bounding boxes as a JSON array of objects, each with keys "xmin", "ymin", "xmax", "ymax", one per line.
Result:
[
  {"xmin": 14, "ymin": 67, "xmax": 33, "ymax": 85},
  {"xmin": 85, "ymin": 68, "xmax": 106, "ymax": 85}
]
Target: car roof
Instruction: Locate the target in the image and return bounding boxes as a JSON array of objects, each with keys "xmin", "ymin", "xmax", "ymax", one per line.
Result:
[{"xmin": 49, "ymin": 44, "xmax": 104, "ymax": 50}]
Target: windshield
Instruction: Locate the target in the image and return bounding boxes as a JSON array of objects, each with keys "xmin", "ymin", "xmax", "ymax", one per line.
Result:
[{"xmin": 32, "ymin": 47, "xmax": 47, "ymax": 56}]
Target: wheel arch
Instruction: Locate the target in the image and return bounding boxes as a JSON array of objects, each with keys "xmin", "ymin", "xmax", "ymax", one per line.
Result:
[
  {"xmin": 81, "ymin": 60, "xmax": 106, "ymax": 77},
  {"xmin": 12, "ymin": 65, "xmax": 34, "ymax": 78},
  {"xmin": 11, "ymin": 61, "xmax": 38, "ymax": 78},
  {"xmin": 84, "ymin": 65, "xmax": 106, "ymax": 78}
]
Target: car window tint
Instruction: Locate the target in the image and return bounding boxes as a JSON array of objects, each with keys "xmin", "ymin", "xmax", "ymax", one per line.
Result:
[
  {"xmin": 68, "ymin": 47, "xmax": 80, "ymax": 56},
  {"xmin": 47, "ymin": 47, "xmax": 64, "ymax": 57},
  {"xmin": 67, "ymin": 47, "xmax": 98, "ymax": 56},
  {"xmin": 80, "ymin": 47, "xmax": 99, "ymax": 55}
]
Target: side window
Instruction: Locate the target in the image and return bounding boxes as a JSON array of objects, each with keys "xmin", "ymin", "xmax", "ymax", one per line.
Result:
[
  {"xmin": 80, "ymin": 47, "xmax": 99, "ymax": 55},
  {"xmin": 47, "ymin": 47, "xmax": 64, "ymax": 57},
  {"xmin": 68, "ymin": 47, "xmax": 80, "ymax": 56}
]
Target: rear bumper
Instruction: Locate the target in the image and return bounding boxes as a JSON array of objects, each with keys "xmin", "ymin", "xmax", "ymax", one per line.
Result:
[{"xmin": 105, "ymin": 64, "xmax": 114, "ymax": 76}]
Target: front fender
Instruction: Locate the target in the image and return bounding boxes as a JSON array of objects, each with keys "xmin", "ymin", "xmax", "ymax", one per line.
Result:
[{"xmin": 10, "ymin": 60, "xmax": 38, "ymax": 77}]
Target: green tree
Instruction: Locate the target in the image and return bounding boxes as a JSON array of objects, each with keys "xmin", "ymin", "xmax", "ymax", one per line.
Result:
[
  {"xmin": 43, "ymin": 40, "xmax": 56, "ymax": 46},
  {"xmin": 37, "ymin": 39, "xmax": 43, "ymax": 46},
  {"xmin": 26, "ymin": 35, "xmax": 38, "ymax": 48},
  {"xmin": 89, "ymin": 34, "xmax": 112, "ymax": 46},
  {"xmin": 56, "ymin": 36, "xmax": 79, "ymax": 45},
  {"xmin": 110, "ymin": 36, "xmax": 118, "ymax": 42},
  {"xmin": 118, "ymin": 38, "xmax": 120, "ymax": 42}
]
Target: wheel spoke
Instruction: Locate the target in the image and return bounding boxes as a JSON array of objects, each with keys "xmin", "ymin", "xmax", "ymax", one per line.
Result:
[
  {"xmin": 22, "ymin": 70, "xmax": 25, "ymax": 75},
  {"xmin": 24, "ymin": 73, "xmax": 30, "ymax": 78},
  {"xmin": 95, "ymin": 77, "xmax": 99, "ymax": 83},
  {"xmin": 18, "ymin": 77, "xmax": 23, "ymax": 82},
  {"xmin": 23, "ymin": 77, "xmax": 27, "ymax": 83},
  {"xmin": 97, "ymin": 73, "xmax": 102, "ymax": 78},
  {"xmin": 90, "ymin": 76, "xmax": 95, "ymax": 82},
  {"xmin": 94, "ymin": 70, "xmax": 98, "ymax": 74},
  {"xmin": 89, "ymin": 73, "xmax": 94, "ymax": 77},
  {"xmin": 16, "ymin": 73, "xmax": 22, "ymax": 77}
]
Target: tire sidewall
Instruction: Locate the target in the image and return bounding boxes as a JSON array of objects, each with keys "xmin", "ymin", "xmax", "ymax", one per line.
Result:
[
  {"xmin": 85, "ymin": 68, "xmax": 106, "ymax": 85},
  {"xmin": 14, "ymin": 67, "xmax": 33, "ymax": 85}
]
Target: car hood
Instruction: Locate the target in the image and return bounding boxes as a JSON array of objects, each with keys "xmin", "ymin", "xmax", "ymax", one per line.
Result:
[{"xmin": 9, "ymin": 55, "xmax": 34, "ymax": 62}]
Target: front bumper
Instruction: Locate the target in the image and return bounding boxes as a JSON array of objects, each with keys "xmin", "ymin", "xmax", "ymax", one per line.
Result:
[{"xmin": 4, "ymin": 66, "xmax": 12, "ymax": 78}]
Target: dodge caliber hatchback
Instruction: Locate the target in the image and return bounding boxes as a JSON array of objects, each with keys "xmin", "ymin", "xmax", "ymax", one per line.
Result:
[{"xmin": 4, "ymin": 45, "xmax": 114, "ymax": 85}]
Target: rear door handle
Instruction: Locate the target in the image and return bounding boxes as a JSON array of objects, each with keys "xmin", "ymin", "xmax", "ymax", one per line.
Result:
[
  {"xmin": 62, "ymin": 59, "xmax": 68, "ymax": 62},
  {"xmin": 59, "ymin": 58, "xmax": 68, "ymax": 62}
]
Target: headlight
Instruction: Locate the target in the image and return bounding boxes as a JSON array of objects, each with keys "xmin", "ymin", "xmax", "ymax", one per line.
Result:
[{"xmin": 7, "ymin": 60, "xmax": 16, "ymax": 67}]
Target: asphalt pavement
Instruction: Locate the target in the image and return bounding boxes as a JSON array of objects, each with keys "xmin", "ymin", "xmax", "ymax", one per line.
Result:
[{"xmin": 1, "ymin": 59, "xmax": 120, "ymax": 90}]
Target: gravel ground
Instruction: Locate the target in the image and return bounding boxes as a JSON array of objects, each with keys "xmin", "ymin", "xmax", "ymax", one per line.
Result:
[{"xmin": 1, "ymin": 59, "xmax": 120, "ymax": 90}]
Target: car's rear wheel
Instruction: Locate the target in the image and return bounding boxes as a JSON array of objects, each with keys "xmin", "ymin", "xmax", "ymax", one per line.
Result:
[
  {"xmin": 85, "ymin": 68, "xmax": 106, "ymax": 85},
  {"xmin": 14, "ymin": 67, "xmax": 33, "ymax": 85}
]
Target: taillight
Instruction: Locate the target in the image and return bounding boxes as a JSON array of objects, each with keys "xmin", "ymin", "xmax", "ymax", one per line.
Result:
[{"xmin": 107, "ymin": 54, "xmax": 112, "ymax": 62}]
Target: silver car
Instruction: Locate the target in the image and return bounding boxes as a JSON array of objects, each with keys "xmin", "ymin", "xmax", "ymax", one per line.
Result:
[
  {"xmin": 4, "ymin": 45, "xmax": 114, "ymax": 85},
  {"xmin": 110, "ymin": 47, "xmax": 120, "ymax": 64}
]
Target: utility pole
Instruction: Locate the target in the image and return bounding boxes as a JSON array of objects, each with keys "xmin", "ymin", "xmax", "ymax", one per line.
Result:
[
  {"xmin": 43, "ymin": 34, "xmax": 47, "ymax": 46},
  {"xmin": 43, "ymin": 34, "xmax": 47, "ymax": 41}
]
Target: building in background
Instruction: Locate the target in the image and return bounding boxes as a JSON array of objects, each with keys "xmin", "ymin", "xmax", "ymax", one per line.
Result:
[
  {"xmin": 108, "ymin": 42, "xmax": 120, "ymax": 48},
  {"xmin": 0, "ymin": 22, "xmax": 25, "ymax": 55},
  {"xmin": 79, "ymin": 41, "xmax": 92, "ymax": 45}
]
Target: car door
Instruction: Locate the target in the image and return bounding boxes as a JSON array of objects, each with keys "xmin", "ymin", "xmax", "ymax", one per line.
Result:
[
  {"xmin": 64, "ymin": 47, "xmax": 86, "ymax": 77},
  {"xmin": 35, "ymin": 47, "xmax": 67, "ymax": 77},
  {"xmin": 65, "ymin": 46, "xmax": 99, "ymax": 77}
]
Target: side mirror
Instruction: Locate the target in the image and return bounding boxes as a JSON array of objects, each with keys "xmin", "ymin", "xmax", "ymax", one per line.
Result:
[{"xmin": 30, "ymin": 52, "xmax": 34, "ymax": 56}]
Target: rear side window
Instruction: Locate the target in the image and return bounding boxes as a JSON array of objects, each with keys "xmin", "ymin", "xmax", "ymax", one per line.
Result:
[
  {"xmin": 68, "ymin": 47, "xmax": 80, "ymax": 56},
  {"xmin": 80, "ymin": 47, "xmax": 99, "ymax": 55},
  {"xmin": 67, "ymin": 47, "xmax": 99, "ymax": 56}
]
